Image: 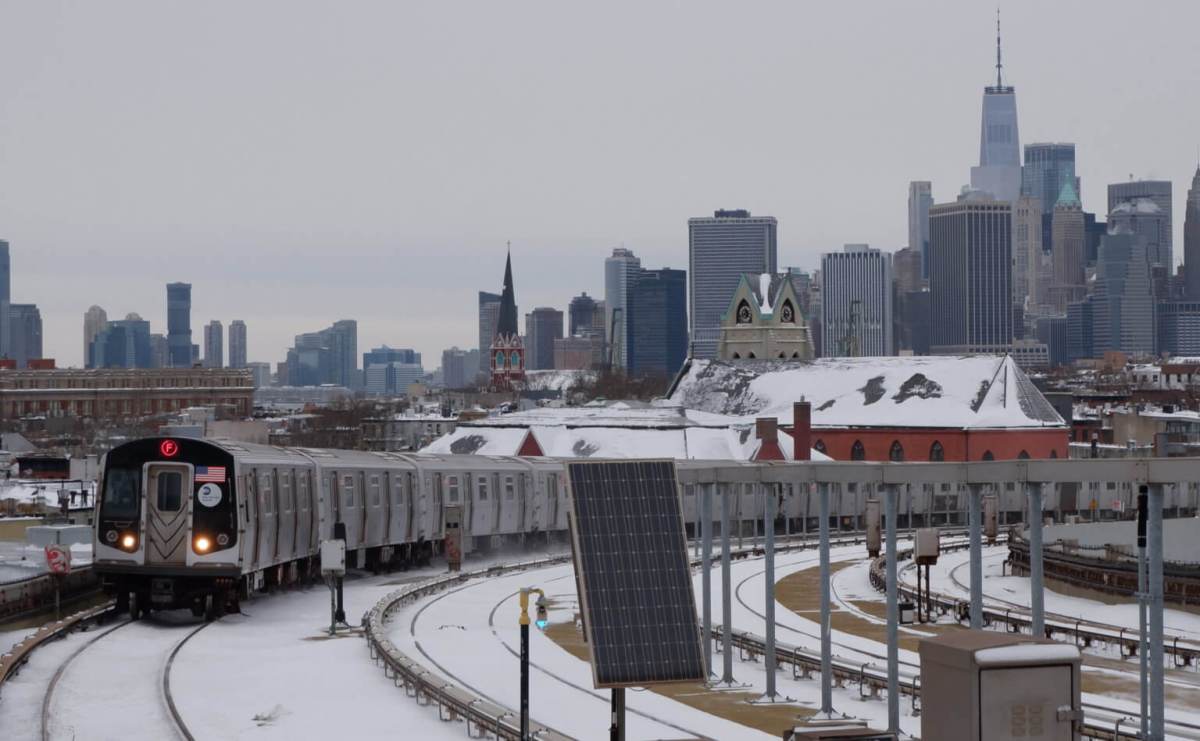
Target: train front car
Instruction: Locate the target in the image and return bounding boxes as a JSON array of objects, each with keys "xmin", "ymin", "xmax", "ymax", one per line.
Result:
[{"xmin": 94, "ymin": 437, "xmax": 240, "ymax": 619}]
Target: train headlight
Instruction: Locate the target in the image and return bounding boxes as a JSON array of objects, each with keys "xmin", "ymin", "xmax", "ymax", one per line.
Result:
[
  {"xmin": 120, "ymin": 533, "xmax": 137, "ymax": 551},
  {"xmin": 194, "ymin": 535, "xmax": 212, "ymax": 553},
  {"xmin": 216, "ymin": 533, "xmax": 229, "ymax": 547}
]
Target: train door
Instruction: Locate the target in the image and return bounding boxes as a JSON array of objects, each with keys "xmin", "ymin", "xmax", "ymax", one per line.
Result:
[
  {"xmin": 339, "ymin": 472, "xmax": 361, "ymax": 549},
  {"xmin": 499, "ymin": 474, "xmax": 519, "ymax": 533},
  {"xmin": 278, "ymin": 469, "xmax": 296, "ymax": 561},
  {"xmin": 471, "ymin": 474, "xmax": 493, "ymax": 535},
  {"xmin": 443, "ymin": 475, "xmax": 463, "ymax": 537},
  {"xmin": 386, "ymin": 472, "xmax": 405, "ymax": 544},
  {"xmin": 244, "ymin": 470, "xmax": 259, "ymax": 568},
  {"xmin": 366, "ymin": 472, "xmax": 384, "ymax": 546},
  {"xmin": 295, "ymin": 470, "xmax": 311, "ymax": 555},
  {"xmin": 543, "ymin": 472, "xmax": 557, "ymax": 532},
  {"xmin": 405, "ymin": 472, "xmax": 416, "ymax": 541},
  {"xmin": 256, "ymin": 469, "xmax": 277, "ymax": 567},
  {"xmin": 144, "ymin": 463, "xmax": 191, "ymax": 565}
]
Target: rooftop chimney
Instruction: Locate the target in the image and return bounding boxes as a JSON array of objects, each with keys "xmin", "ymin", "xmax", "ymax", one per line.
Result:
[
  {"xmin": 793, "ymin": 401, "xmax": 812, "ymax": 461},
  {"xmin": 753, "ymin": 417, "xmax": 786, "ymax": 461}
]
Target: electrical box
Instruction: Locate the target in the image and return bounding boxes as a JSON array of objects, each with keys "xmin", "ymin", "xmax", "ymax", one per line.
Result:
[
  {"xmin": 444, "ymin": 504, "xmax": 463, "ymax": 572},
  {"xmin": 915, "ymin": 527, "xmax": 940, "ymax": 565},
  {"xmin": 899, "ymin": 601, "xmax": 916, "ymax": 625},
  {"xmin": 918, "ymin": 632, "xmax": 1081, "ymax": 741},
  {"xmin": 783, "ymin": 725, "xmax": 896, "ymax": 740},
  {"xmin": 320, "ymin": 539, "xmax": 346, "ymax": 576},
  {"xmin": 864, "ymin": 498, "xmax": 881, "ymax": 558},
  {"xmin": 983, "ymin": 494, "xmax": 999, "ymax": 544}
]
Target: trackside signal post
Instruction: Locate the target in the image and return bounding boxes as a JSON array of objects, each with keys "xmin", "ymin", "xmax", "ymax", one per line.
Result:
[
  {"xmin": 321, "ymin": 525, "xmax": 347, "ymax": 636},
  {"xmin": 518, "ymin": 587, "xmax": 547, "ymax": 741}
]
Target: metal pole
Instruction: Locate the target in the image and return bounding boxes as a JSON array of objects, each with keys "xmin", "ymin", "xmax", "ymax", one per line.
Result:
[
  {"xmin": 968, "ymin": 483, "xmax": 983, "ymax": 630},
  {"xmin": 609, "ymin": 687, "xmax": 625, "ymax": 741},
  {"xmin": 521, "ymin": 622, "xmax": 530, "ymax": 741},
  {"xmin": 764, "ymin": 484, "xmax": 777, "ymax": 700},
  {"xmin": 721, "ymin": 484, "xmax": 734, "ymax": 685},
  {"xmin": 819, "ymin": 481, "xmax": 833, "ymax": 716},
  {"xmin": 1148, "ymin": 483, "xmax": 1164, "ymax": 740},
  {"xmin": 702, "ymin": 483, "xmax": 714, "ymax": 678},
  {"xmin": 885, "ymin": 484, "xmax": 899, "ymax": 734},
  {"xmin": 1137, "ymin": 486, "xmax": 1148, "ymax": 741},
  {"xmin": 1027, "ymin": 482, "xmax": 1045, "ymax": 637}
]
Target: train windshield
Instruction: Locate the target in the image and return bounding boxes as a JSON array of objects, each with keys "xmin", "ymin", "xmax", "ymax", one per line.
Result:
[{"xmin": 102, "ymin": 466, "xmax": 141, "ymax": 519}]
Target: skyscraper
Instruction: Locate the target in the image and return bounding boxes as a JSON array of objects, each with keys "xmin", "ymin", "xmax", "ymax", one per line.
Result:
[
  {"xmin": 688, "ymin": 210, "xmax": 778, "ymax": 359},
  {"xmin": 969, "ymin": 17, "xmax": 1021, "ymax": 203},
  {"xmin": 441, "ymin": 347, "xmax": 471, "ymax": 389},
  {"xmin": 628, "ymin": 268, "xmax": 687, "ymax": 377},
  {"xmin": 1187, "ymin": 167, "xmax": 1200, "ymax": 300},
  {"xmin": 907, "ymin": 181, "xmax": 933, "ymax": 278},
  {"xmin": 604, "ymin": 248, "xmax": 641, "ymax": 369},
  {"xmin": 1108, "ymin": 196, "xmax": 1171, "ymax": 271},
  {"xmin": 524, "ymin": 307, "xmax": 563, "ymax": 371},
  {"xmin": 7, "ymin": 304, "xmax": 41, "ymax": 368},
  {"xmin": 363, "ymin": 346, "xmax": 421, "ymax": 367},
  {"xmin": 83, "ymin": 305, "xmax": 108, "ymax": 368},
  {"xmin": 821, "ymin": 245, "xmax": 893, "ymax": 357},
  {"xmin": 0, "ymin": 241, "xmax": 10, "ymax": 359},
  {"xmin": 228, "ymin": 320, "xmax": 247, "ymax": 369},
  {"xmin": 568, "ymin": 292, "xmax": 600, "ymax": 337},
  {"xmin": 893, "ymin": 247, "xmax": 922, "ymax": 295},
  {"xmin": 204, "ymin": 320, "xmax": 224, "ymax": 368},
  {"xmin": 1022, "ymin": 143, "xmax": 1078, "ymax": 250},
  {"xmin": 478, "ymin": 290, "xmax": 502, "ymax": 378},
  {"xmin": 929, "ymin": 195, "xmax": 1013, "ymax": 353},
  {"xmin": 1013, "ymin": 195, "xmax": 1043, "ymax": 317},
  {"xmin": 1108, "ymin": 179, "xmax": 1172, "ymax": 265},
  {"xmin": 1092, "ymin": 229, "xmax": 1156, "ymax": 356},
  {"xmin": 1048, "ymin": 182, "xmax": 1086, "ymax": 313},
  {"xmin": 166, "ymin": 282, "xmax": 192, "ymax": 367},
  {"xmin": 91, "ymin": 315, "xmax": 152, "ymax": 369}
]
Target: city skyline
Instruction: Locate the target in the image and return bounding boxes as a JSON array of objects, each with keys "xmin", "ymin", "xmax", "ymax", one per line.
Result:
[{"xmin": 2, "ymin": 3, "xmax": 1199, "ymax": 368}]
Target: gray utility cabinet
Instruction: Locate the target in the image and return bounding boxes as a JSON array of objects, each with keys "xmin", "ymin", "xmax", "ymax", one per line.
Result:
[{"xmin": 919, "ymin": 631, "xmax": 1082, "ymax": 741}]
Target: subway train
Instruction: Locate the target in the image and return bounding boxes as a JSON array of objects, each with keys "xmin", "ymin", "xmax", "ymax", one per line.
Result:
[{"xmin": 93, "ymin": 436, "xmax": 1193, "ymax": 620}]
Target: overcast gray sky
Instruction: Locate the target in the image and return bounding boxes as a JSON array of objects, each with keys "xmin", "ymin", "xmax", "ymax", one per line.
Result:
[{"xmin": 1, "ymin": 1, "xmax": 1198, "ymax": 370}]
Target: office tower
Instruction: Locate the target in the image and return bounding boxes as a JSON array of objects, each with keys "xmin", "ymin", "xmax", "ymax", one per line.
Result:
[
  {"xmin": 246, "ymin": 361, "xmax": 272, "ymax": 388},
  {"xmin": 166, "ymin": 282, "xmax": 192, "ymax": 367},
  {"xmin": 1048, "ymin": 182, "xmax": 1086, "ymax": 312},
  {"xmin": 604, "ymin": 248, "xmax": 641, "ymax": 369},
  {"xmin": 83, "ymin": 305, "xmax": 108, "ymax": 368},
  {"xmin": 0, "ymin": 241, "xmax": 9, "ymax": 358},
  {"xmin": 441, "ymin": 347, "xmax": 470, "ymax": 389},
  {"xmin": 1185, "ymin": 168, "xmax": 1200, "ymax": 299},
  {"xmin": 688, "ymin": 210, "xmax": 778, "ymax": 359},
  {"xmin": 1013, "ymin": 195, "xmax": 1043, "ymax": 318},
  {"xmin": 628, "ymin": 268, "xmax": 687, "ymax": 377},
  {"xmin": 149, "ymin": 333, "xmax": 168, "ymax": 368},
  {"xmin": 489, "ymin": 250, "xmax": 524, "ymax": 389},
  {"xmin": 893, "ymin": 247, "xmax": 922, "ymax": 294},
  {"xmin": 1108, "ymin": 197, "xmax": 1170, "ymax": 274},
  {"xmin": 1034, "ymin": 315, "xmax": 1069, "ymax": 368},
  {"xmin": 91, "ymin": 315, "xmax": 152, "ymax": 368},
  {"xmin": 7, "ymin": 304, "xmax": 42, "ymax": 367},
  {"xmin": 929, "ymin": 195, "xmax": 1013, "ymax": 353},
  {"xmin": 228, "ymin": 320, "xmax": 247, "ymax": 369},
  {"xmin": 364, "ymin": 362, "xmax": 424, "ymax": 395},
  {"xmin": 363, "ymin": 346, "xmax": 421, "ymax": 368},
  {"xmin": 1092, "ymin": 228, "xmax": 1156, "ymax": 356},
  {"xmin": 204, "ymin": 320, "xmax": 224, "ymax": 368},
  {"xmin": 1108, "ymin": 180, "xmax": 1172, "ymax": 265},
  {"xmin": 568, "ymin": 292, "xmax": 600, "ymax": 336},
  {"xmin": 286, "ymin": 320, "xmax": 358, "ymax": 387},
  {"xmin": 907, "ymin": 181, "xmax": 933, "ymax": 278},
  {"xmin": 1066, "ymin": 300, "xmax": 1094, "ymax": 362},
  {"xmin": 969, "ymin": 18, "xmax": 1021, "ymax": 202},
  {"xmin": 1022, "ymin": 143, "xmax": 1078, "ymax": 212},
  {"xmin": 821, "ymin": 245, "xmax": 893, "ymax": 357},
  {"xmin": 478, "ymin": 291, "xmax": 502, "ymax": 378},
  {"xmin": 524, "ymin": 307, "xmax": 563, "ymax": 371}
]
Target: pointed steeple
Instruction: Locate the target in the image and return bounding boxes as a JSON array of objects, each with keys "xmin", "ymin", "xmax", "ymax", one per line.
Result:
[{"xmin": 497, "ymin": 243, "xmax": 519, "ymax": 338}]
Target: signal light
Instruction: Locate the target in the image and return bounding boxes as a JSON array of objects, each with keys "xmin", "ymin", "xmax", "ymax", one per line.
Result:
[
  {"xmin": 160, "ymin": 439, "xmax": 179, "ymax": 458},
  {"xmin": 535, "ymin": 596, "xmax": 548, "ymax": 629}
]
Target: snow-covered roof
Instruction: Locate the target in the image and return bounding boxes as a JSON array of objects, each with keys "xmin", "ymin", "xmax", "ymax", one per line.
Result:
[
  {"xmin": 463, "ymin": 402, "xmax": 732, "ymax": 429},
  {"xmin": 669, "ymin": 356, "xmax": 1065, "ymax": 430},
  {"xmin": 1110, "ymin": 197, "xmax": 1162, "ymax": 215}
]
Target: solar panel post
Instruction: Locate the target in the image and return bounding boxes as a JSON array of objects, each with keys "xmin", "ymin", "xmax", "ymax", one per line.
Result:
[
  {"xmin": 764, "ymin": 483, "xmax": 777, "ymax": 700},
  {"xmin": 721, "ymin": 483, "xmax": 734, "ymax": 685},
  {"xmin": 702, "ymin": 482, "xmax": 714, "ymax": 679},
  {"xmin": 609, "ymin": 687, "xmax": 625, "ymax": 741},
  {"xmin": 819, "ymin": 481, "xmax": 833, "ymax": 716}
]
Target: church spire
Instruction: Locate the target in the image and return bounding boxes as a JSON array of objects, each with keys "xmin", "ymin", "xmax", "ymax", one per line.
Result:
[{"xmin": 497, "ymin": 242, "xmax": 518, "ymax": 338}]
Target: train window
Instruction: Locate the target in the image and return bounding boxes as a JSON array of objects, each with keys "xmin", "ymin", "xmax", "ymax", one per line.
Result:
[
  {"xmin": 342, "ymin": 475, "xmax": 355, "ymax": 507},
  {"xmin": 476, "ymin": 477, "xmax": 489, "ymax": 502},
  {"xmin": 504, "ymin": 477, "xmax": 515, "ymax": 500},
  {"xmin": 298, "ymin": 474, "xmax": 308, "ymax": 511},
  {"xmin": 101, "ymin": 467, "xmax": 140, "ymax": 519},
  {"xmin": 370, "ymin": 475, "xmax": 381, "ymax": 506},
  {"xmin": 280, "ymin": 474, "xmax": 292, "ymax": 512},
  {"xmin": 156, "ymin": 471, "xmax": 183, "ymax": 512},
  {"xmin": 447, "ymin": 476, "xmax": 460, "ymax": 504}
]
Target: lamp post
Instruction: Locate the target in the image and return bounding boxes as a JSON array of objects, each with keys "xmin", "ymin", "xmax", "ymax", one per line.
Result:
[{"xmin": 519, "ymin": 587, "xmax": 548, "ymax": 740}]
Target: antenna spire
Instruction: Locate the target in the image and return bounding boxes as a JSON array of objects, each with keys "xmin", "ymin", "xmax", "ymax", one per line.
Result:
[{"xmin": 995, "ymin": 7, "xmax": 1003, "ymax": 88}]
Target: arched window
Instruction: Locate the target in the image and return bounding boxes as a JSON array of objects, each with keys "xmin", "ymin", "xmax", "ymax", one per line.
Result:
[
  {"xmin": 1018, "ymin": 450, "xmax": 1030, "ymax": 460},
  {"xmin": 792, "ymin": 352, "xmax": 801, "ymax": 358},
  {"xmin": 747, "ymin": 352, "xmax": 757, "ymax": 359},
  {"xmin": 851, "ymin": 440, "xmax": 866, "ymax": 461},
  {"xmin": 732, "ymin": 352, "xmax": 741, "ymax": 359},
  {"xmin": 814, "ymin": 439, "xmax": 827, "ymax": 454},
  {"xmin": 889, "ymin": 440, "xmax": 904, "ymax": 462},
  {"xmin": 510, "ymin": 351, "xmax": 521, "ymax": 368},
  {"xmin": 929, "ymin": 441, "xmax": 944, "ymax": 462},
  {"xmin": 778, "ymin": 352, "xmax": 787, "ymax": 359},
  {"xmin": 495, "ymin": 350, "xmax": 506, "ymax": 368},
  {"xmin": 736, "ymin": 299, "xmax": 754, "ymax": 324},
  {"xmin": 1050, "ymin": 449, "xmax": 1059, "ymax": 459},
  {"xmin": 982, "ymin": 450, "xmax": 995, "ymax": 461},
  {"xmin": 780, "ymin": 300, "xmax": 797, "ymax": 324}
]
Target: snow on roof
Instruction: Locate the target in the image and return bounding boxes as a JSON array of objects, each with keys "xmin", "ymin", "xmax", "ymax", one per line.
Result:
[
  {"xmin": 463, "ymin": 402, "xmax": 732, "ymax": 429},
  {"xmin": 669, "ymin": 356, "xmax": 1065, "ymax": 430},
  {"xmin": 758, "ymin": 273, "xmax": 773, "ymax": 314},
  {"xmin": 1111, "ymin": 197, "xmax": 1162, "ymax": 215},
  {"xmin": 522, "ymin": 369, "xmax": 595, "ymax": 392},
  {"xmin": 974, "ymin": 643, "xmax": 1080, "ymax": 666}
]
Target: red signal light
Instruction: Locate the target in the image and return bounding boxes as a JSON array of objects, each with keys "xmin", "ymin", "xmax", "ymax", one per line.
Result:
[{"xmin": 160, "ymin": 439, "xmax": 179, "ymax": 458}]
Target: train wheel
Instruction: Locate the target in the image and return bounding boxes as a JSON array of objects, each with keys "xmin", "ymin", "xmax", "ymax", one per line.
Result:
[
  {"xmin": 203, "ymin": 594, "xmax": 224, "ymax": 622},
  {"xmin": 116, "ymin": 589, "xmax": 130, "ymax": 615},
  {"xmin": 129, "ymin": 593, "xmax": 143, "ymax": 621}
]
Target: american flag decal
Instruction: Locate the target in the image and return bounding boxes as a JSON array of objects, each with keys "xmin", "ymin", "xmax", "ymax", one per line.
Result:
[{"xmin": 195, "ymin": 466, "xmax": 226, "ymax": 483}]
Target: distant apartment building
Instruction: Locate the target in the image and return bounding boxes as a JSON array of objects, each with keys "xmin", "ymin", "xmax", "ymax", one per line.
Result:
[
  {"xmin": 150, "ymin": 333, "xmax": 168, "ymax": 369},
  {"xmin": 478, "ymin": 291, "xmax": 501, "ymax": 379},
  {"xmin": 83, "ymin": 305, "xmax": 108, "ymax": 368},
  {"xmin": 203, "ymin": 320, "xmax": 224, "ymax": 368},
  {"xmin": 554, "ymin": 335, "xmax": 603, "ymax": 370},
  {"xmin": 929, "ymin": 195, "xmax": 1012, "ymax": 354},
  {"xmin": 228, "ymin": 320, "xmax": 247, "ymax": 369},
  {"xmin": 286, "ymin": 320, "xmax": 358, "ymax": 387},
  {"xmin": 604, "ymin": 248, "xmax": 641, "ymax": 369},
  {"xmin": 524, "ymin": 307, "xmax": 563, "ymax": 371},
  {"xmin": 245, "ymin": 361, "xmax": 272, "ymax": 388},
  {"xmin": 6, "ymin": 304, "xmax": 42, "ymax": 368},
  {"xmin": 166, "ymin": 282, "xmax": 192, "ymax": 367},
  {"xmin": 821, "ymin": 245, "xmax": 892, "ymax": 357},
  {"xmin": 364, "ymin": 363, "xmax": 424, "ymax": 395},
  {"xmin": 907, "ymin": 181, "xmax": 933, "ymax": 279},
  {"xmin": 0, "ymin": 241, "xmax": 9, "ymax": 358},
  {"xmin": 91, "ymin": 315, "xmax": 152, "ymax": 369},
  {"xmin": 628, "ymin": 268, "xmax": 687, "ymax": 377},
  {"xmin": 441, "ymin": 347, "xmax": 471, "ymax": 389},
  {"xmin": 688, "ymin": 210, "xmax": 777, "ymax": 360}
]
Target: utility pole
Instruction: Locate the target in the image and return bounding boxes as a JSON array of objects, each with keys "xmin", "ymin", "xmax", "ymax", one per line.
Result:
[{"xmin": 519, "ymin": 587, "xmax": 548, "ymax": 741}]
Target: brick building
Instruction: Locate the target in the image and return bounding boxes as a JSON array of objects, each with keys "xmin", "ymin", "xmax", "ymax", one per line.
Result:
[{"xmin": 0, "ymin": 368, "xmax": 254, "ymax": 420}]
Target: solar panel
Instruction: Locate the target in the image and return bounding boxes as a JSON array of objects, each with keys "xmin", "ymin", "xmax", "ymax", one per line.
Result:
[{"xmin": 566, "ymin": 460, "xmax": 706, "ymax": 688}]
